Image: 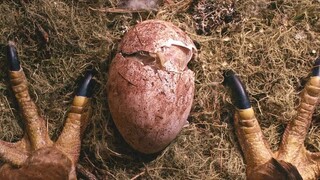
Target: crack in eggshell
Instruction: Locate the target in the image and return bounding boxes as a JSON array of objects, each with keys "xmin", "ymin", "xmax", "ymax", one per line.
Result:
[
  {"xmin": 107, "ymin": 20, "xmax": 196, "ymax": 154},
  {"xmin": 156, "ymin": 43, "xmax": 194, "ymax": 73},
  {"xmin": 118, "ymin": 20, "xmax": 197, "ymax": 73},
  {"xmin": 119, "ymin": 20, "xmax": 197, "ymax": 55},
  {"xmin": 121, "ymin": 42, "xmax": 195, "ymax": 73},
  {"xmin": 108, "ymin": 53, "xmax": 195, "ymax": 153}
]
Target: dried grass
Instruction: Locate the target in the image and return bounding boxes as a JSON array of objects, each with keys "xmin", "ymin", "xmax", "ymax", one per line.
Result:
[{"xmin": 0, "ymin": 0, "xmax": 320, "ymax": 179}]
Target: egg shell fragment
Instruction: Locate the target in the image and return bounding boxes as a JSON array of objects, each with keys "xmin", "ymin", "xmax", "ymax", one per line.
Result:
[{"xmin": 119, "ymin": 20, "xmax": 196, "ymax": 56}]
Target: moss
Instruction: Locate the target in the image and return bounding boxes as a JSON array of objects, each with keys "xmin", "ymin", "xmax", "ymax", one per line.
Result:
[{"xmin": 0, "ymin": 0, "xmax": 319, "ymax": 179}]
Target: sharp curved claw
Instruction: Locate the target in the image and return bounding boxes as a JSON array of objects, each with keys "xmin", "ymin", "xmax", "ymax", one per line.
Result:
[
  {"xmin": 223, "ymin": 70, "xmax": 273, "ymax": 173},
  {"xmin": 55, "ymin": 70, "xmax": 95, "ymax": 163},
  {"xmin": 223, "ymin": 70, "xmax": 251, "ymax": 109},
  {"xmin": 76, "ymin": 70, "xmax": 95, "ymax": 98},
  {"xmin": 7, "ymin": 41, "xmax": 21, "ymax": 71},
  {"xmin": 311, "ymin": 57, "xmax": 320, "ymax": 77}
]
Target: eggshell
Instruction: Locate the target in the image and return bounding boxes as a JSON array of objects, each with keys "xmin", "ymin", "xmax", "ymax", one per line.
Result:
[{"xmin": 107, "ymin": 20, "xmax": 196, "ymax": 154}]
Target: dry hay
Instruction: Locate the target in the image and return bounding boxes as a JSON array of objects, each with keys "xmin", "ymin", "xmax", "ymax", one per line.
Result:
[{"xmin": 0, "ymin": 0, "xmax": 320, "ymax": 179}]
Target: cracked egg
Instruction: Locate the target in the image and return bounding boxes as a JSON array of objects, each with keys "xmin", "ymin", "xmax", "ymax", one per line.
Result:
[{"xmin": 107, "ymin": 20, "xmax": 196, "ymax": 154}]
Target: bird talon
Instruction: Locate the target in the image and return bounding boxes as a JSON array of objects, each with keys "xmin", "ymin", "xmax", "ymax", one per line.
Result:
[
  {"xmin": 224, "ymin": 57, "xmax": 320, "ymax": 179},
  {"xmin": 0, "ymin": 41, "xmax": 94, "ymax": 179},
  {"xmin": 7, "ymin": 41, "xmax": 21, "ymax": 71}
]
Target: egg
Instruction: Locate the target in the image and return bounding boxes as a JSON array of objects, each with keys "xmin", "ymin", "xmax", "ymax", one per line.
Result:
[{"xmin": 107, "ymin": 20, "xmax": 196, "ymax": 154}]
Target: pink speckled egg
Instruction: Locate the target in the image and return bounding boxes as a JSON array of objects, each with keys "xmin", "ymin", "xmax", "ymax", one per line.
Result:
[{"xmin": 107, "ymin": 20, "xmax": 196, "ymax": 154}]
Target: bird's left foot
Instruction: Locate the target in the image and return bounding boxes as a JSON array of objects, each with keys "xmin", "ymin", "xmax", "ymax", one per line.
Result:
[{"xmin": 0, "ymin": 41, "xmax": 95, "ymax": 179}]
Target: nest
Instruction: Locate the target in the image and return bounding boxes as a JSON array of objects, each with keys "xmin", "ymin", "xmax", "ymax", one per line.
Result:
[{"xmin": 0, "ymin": 0, "xmax": 320, "ymax": 179}]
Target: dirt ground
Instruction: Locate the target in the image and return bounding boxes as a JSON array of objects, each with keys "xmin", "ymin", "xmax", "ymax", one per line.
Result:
[{"xmin": 0, "ymin": 0, "xmax": 320, "ymax": 179}]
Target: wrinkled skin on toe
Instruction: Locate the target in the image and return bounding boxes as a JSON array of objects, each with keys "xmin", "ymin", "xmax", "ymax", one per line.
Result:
[
  {"xmin": 224, "ymin": 58, "xmax": 320, "ymax": 180},
  {"xmin": 0, "ymin": 147, "xmax": 73, "ymax": 180},
  {"xmin": 0, "ymin": 42, "xmax": 94, "ymax": 179}
]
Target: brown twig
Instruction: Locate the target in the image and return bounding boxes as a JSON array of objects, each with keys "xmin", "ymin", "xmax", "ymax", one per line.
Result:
[
  {"xmin": 130, "ymin": 171, "xmax": 145, "ymax": 180},
  {"xmin": 77, "ymin": 164, "xmax": 98, "ymax": 180}
]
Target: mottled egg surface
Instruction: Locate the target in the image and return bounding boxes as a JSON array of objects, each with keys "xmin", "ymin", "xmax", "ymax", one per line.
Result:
[{"xmin": 107, "ymin": 20, "xmax": 196, "ymax": 154}]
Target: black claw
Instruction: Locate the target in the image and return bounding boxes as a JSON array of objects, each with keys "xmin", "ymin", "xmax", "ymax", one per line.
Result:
[
  {"xmin": 223, "ymin": 70, "xmax": 251, "ymax": 109},
  {"xmin": 76, "ymin": 70, "xmax": 95, "ymax": 97},
  {"xmin": 6, "ymin": 41, "xmax": 21, "ymax": 71},
  {"xmin": 312, "ymin": 57, "xmax": 320, "ymax": 77}
]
